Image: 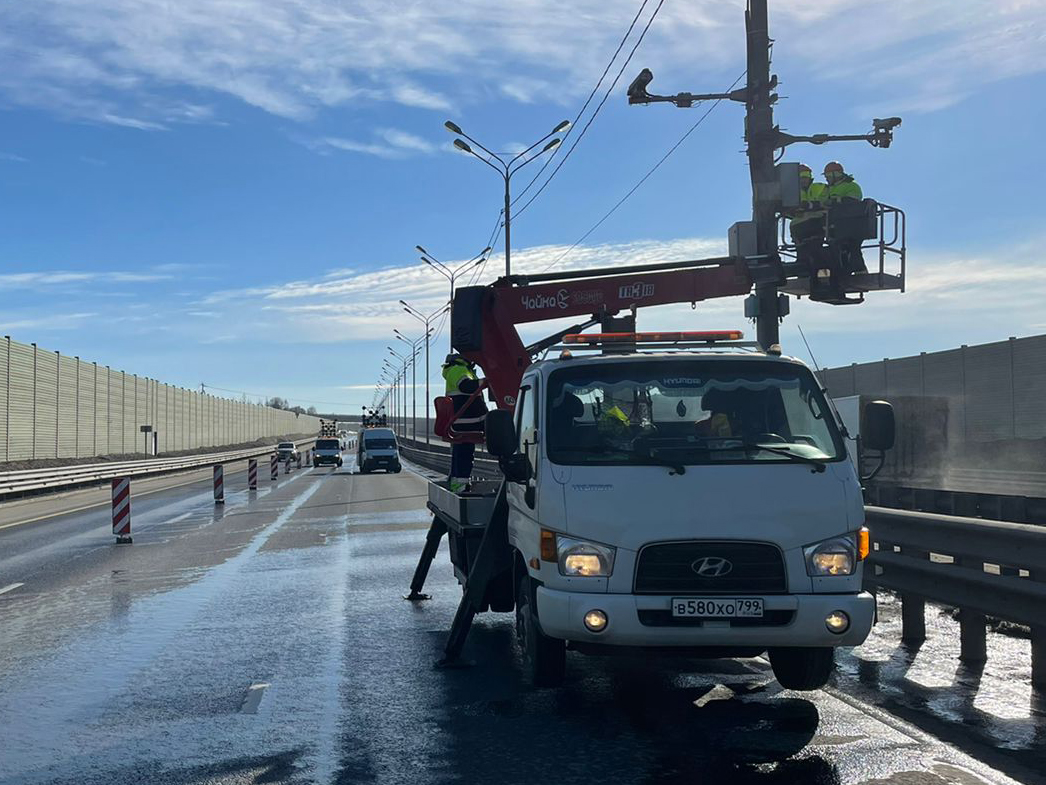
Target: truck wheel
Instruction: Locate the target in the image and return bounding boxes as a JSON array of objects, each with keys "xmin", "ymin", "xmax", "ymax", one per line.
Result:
[
  {"xmin": 516, "ymin": 575, "xmax": 565, "ymax": 688},
  {"xmin": 768, "ymin": 647, "xmax": 835, "ymax": 690}
]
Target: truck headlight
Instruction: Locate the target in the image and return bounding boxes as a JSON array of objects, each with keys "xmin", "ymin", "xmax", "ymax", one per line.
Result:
[
  {"xmin": 557, "ymin": 536, "xmax": 616, "ymax": 577},
  {"xmin": 804, "ymin": 535, "xmax": 857, "ymax": 576}
]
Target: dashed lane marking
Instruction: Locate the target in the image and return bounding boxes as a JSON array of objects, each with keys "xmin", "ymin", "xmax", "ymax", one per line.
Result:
[{"xmin": 0, "ymin": 582, "xmax": 25, "ymax": 596}]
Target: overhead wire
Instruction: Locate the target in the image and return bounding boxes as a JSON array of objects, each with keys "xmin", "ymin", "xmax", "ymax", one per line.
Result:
[
  {"xmin": 539, "ymin": 70, "xmax": 748, "ymax": 272},
  {"xmin": 514, "ymin": 0, "xmax": 668, "ymax": 219},
  {"xmin": 511, "ymin": 0, "xmax": 654, "ymax": 209}
]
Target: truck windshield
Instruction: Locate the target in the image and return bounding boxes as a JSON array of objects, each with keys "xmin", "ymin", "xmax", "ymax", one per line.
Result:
[
  {"xmin": 546, "ymin": 360, "xmax": 845, "ymax": 467},
  {"xmin": 365, "ymin": 438, "xmax": 396, "ymax": 449},
  {"xmin": 315, "ymin": 439, "xmax": 340, "ymax": 450}
]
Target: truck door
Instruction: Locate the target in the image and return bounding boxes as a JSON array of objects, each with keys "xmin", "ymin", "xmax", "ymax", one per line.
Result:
[{"xmin": 509, "ymin": 380, "xmax": 540, "ymax": 513}]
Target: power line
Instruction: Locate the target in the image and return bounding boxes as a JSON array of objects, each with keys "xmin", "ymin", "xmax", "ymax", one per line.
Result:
[
  {"xmin": 511, "ymin": 0, "xmax": 653, "ymax": 209},
  {"xmin": 541, "ymin": 70, "xmax": 747, "ymax": 272},
  {"xmin": 514, "ymin": 0, "xmax": 667, "ymax": 219}
]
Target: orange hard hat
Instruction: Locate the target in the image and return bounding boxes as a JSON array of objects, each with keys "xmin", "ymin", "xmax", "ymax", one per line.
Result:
[
  {"xmin": 798, "ymin": 163, "xmax": 812, "ymax": 177},
  {"xmin": 824, "ymin": 161, "xmax": 845, "ymax": 176}
]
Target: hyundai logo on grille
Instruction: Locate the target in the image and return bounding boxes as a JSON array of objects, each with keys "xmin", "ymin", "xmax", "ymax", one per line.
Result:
[{"xmin": 691, "ymin": 556, "xmax": 733, "ymax": 577}]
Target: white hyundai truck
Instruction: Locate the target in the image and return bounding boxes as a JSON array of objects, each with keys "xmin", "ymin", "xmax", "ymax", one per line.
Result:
[{"xmin": 416, "ymin": 330, "xmax": 894, "ymax": 690}]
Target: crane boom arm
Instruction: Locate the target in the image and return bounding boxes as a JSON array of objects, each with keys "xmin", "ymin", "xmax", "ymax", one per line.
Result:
[{"xmin": 450, "ymin": 257, "xmax": 753, "ymax": 411}]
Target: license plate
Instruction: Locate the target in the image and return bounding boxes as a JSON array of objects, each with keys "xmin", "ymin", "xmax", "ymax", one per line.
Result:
[{"xmin": 671, "ymin": 598, "xmax": 764, "ymax": 618}]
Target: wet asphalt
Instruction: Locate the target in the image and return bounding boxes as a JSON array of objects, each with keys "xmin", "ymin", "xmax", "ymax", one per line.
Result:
[{"xmin": 0, "ymin": 460, "xmax": 1043, "ymax": 785}]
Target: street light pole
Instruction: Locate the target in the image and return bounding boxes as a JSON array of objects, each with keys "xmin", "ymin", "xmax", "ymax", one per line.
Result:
[
  {"xmin": 417, "ymin": 245, "xmax": 490, "ymax": 306},
  {"xmin": 401, "ymin": 301, "xmax": 450, "ymax": 446},
  {"xmin": 394, "ymin": 329, "xmax": 429, "ymax": 445},
  {"xmin": 444, "ymin": 119, "xmax": 570, "ymax": 277},
  {"xmin": 388, "ymin": 346, "xmax": 408, "ymax": 440}
]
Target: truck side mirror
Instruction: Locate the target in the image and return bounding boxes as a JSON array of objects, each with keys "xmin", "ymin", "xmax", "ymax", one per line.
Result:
[
  {"xmin": 485, "ymin": 409, "xmax": 517, "ymax": 458},
  {"xmin": 862, "ymin": 400, "xmax": 894, "ymax": 452}
]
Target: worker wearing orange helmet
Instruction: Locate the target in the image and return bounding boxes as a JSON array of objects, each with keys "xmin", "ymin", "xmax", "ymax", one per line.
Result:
[{"xmin": 823, "ymin": 161, "xmax": 862, "ymax": 203}]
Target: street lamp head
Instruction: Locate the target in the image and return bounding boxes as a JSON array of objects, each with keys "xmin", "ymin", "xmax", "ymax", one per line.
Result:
[
  {"xmin": 482, "ymin": 246, "xmax": 492, "ymax": 255},
  {"xmin": 552, "ymin": 120, "xmax": 571, "ymax": 133},
  {"xmin": 444, "ymin": 120, "xmax": 462, "ymax": 134},
  {"xmin": 542, "ymin": 138, "xmax": 562, "ymax": 153},
  {"xmin": 453, "ymin": 139, "xmax": 472, "ymax": 154},
  {"xmin": 415, "ymin": 245, "xmax": 428, "ymax": 256}
]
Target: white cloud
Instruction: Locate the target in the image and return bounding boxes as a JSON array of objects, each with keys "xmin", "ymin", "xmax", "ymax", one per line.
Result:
[
  {"xmin": 0, "ymin": 152, "xmax": 28, "ymax": 162},
  {"xmin": 1, "ymin": 1, "xmax": 1041, "ymax": 127},
  {"xmin": 312, "ymin": 127, "xmax": 437, "ymax": 158},
  {"xmin": 0, "ymin": 270, "xmax": 174, "ymax": 290}
]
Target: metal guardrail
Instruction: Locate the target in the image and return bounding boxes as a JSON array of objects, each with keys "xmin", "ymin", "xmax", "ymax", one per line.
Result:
[
  {"xmin": 865, "ymin": 506, "xmax": 1046, "ymax": 686},
  {"xmin": 397, "ymin": 437, "xmax": 500, "ymax": 479},
  {"xmin": 0, "ymin": 438, "xmax": 317, "ymax": 498}
]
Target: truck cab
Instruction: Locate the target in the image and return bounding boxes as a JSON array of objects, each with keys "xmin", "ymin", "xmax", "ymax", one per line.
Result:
[{"xmin": 485, "ymin": 343, "xmax": 882, "ymax": 689}]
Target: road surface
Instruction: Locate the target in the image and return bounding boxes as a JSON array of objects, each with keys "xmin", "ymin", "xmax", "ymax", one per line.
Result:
[{"xmin": 0, "ymin": 459, "xmax": 1042, "ymax": 784}]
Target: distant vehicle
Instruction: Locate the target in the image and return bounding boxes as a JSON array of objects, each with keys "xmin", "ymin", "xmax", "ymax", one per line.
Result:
[
  {"xmin": 312, "ymin": 437, "xmax": 344, "ymax": 468},
  {"xmin": 358, "ymin": 428, "xmax": 401, "ymax": 474},
  {"xmin": 276, "ymin": 441, "xmax": 299, "ymax": 462}
]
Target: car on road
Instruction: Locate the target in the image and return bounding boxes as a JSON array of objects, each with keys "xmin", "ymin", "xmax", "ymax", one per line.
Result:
[
  {"xmin": 312, "ymin": 437, "xmax": 344, "ymax": 468},
  {"xmin": 276, "ymin": 441, "xmax": 299, "ymax": 462},
  {"xmin": 358, "ymin": 428, "xmax": 401, "ymax": 474}
]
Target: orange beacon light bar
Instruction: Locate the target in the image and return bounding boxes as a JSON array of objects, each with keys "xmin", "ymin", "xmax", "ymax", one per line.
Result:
[{"xmin": 562, "ymin": 330, "xmax": 744, "ymax": 345}]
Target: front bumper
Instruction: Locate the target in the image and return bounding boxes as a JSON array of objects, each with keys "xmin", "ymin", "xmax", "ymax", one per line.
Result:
[
  {"xmin": 535, "ymin": 587, "xmax": 874, "ymax": 648},
  {"xmin": 313, "ymin": 455, "xmax": 341, "ymax": 464}
]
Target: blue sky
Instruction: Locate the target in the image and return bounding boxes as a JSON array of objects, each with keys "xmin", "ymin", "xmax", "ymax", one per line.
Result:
[{"xmin": 0, "ymin": 0, "xmax": 1044, "ymax": 413}]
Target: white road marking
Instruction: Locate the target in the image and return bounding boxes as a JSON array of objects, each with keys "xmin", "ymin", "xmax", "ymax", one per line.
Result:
[{"xmin": 0, "ymin": 582, "xmax": 25, "ymax": 596}]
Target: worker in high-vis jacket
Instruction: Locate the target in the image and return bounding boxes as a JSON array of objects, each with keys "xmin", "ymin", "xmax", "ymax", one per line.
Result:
[
  {"xmin": 442, "ymin": 354, "xmax": 487, "ymax": 493},
  {"xmin": 789, "ymin": 163, "xmax": 829, "ymax": 273},
  {"xmin": 823, "ymin": 161, "xmax": 868, "ymax": 273}
]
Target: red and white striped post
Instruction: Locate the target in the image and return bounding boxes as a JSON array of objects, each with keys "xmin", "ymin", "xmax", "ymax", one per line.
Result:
[
  {"xmin": 248, "ymin": 458, "xmax": 258, "ymax": 490},
  {"xmin": 213, "ymin": 464, "xmax": 224, "ymax": 504},
  {"xmin": 270, "ymin": 454, "xmax": 278, "ymax": 481},
  {"xmin": 112, "ymin": 477, "xmax": 132, "ymax": 544}
]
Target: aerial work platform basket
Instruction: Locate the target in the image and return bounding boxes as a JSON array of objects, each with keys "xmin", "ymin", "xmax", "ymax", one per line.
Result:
[{"xmin": 778, "ymin": 199, "xmax": 906, "ymax": 304}]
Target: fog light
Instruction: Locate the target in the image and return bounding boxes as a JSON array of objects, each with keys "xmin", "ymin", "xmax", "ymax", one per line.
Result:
[
  {"xmin": 583, "ymin": 609, "xmax": 608, "ymax": 632},
  {"xmin": 825, "ymin": 610, "xmax": 850, "ymax": 634}
]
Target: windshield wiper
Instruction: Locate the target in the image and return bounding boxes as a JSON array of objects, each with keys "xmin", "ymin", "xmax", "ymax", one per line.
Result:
[
  {"xmin": 636, "ymin": 446, "xmax": 687, "ymax": 475},
  {"xmin": 732, "ymin": 442, "xmax": 828, "ymax": 472}
]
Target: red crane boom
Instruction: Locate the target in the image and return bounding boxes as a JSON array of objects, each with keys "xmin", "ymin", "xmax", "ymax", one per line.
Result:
[{"xmin": 450, "ymin": 256, "xmax": 753, "ymax": 412}]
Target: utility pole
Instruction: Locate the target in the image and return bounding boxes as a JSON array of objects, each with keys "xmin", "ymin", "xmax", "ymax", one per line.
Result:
[
  {"xmin": 627, "ymin": 0, "xmax": 901, "ymax": 350},
  {"xmin": 745, "ymin": 0, "xmax": 783, "ymax": 349}
]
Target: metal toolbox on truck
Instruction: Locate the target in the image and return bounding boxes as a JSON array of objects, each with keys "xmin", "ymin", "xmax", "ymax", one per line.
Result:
[
  {"xmin": 426, "ymin": 479, "xmax": 502, "ymax": 585},
  {"xmin": 426, "ymin": 480, "xmax": 500, "ymax": 529}
]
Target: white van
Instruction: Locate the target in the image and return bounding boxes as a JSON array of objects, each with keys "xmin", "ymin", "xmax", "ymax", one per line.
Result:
[
  {"xmin": 473, "ymin": 344, "xmax": 893, "ymax": 688},
  {"xmin": 357, "ymin": 428, "xmax": 401, "ymax": 474}
]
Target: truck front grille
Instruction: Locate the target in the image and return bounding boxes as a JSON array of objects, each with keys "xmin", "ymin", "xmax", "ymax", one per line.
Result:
[{"xmin": 634, "ymin": 541, "xmax": 787, "ymax": 595}]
